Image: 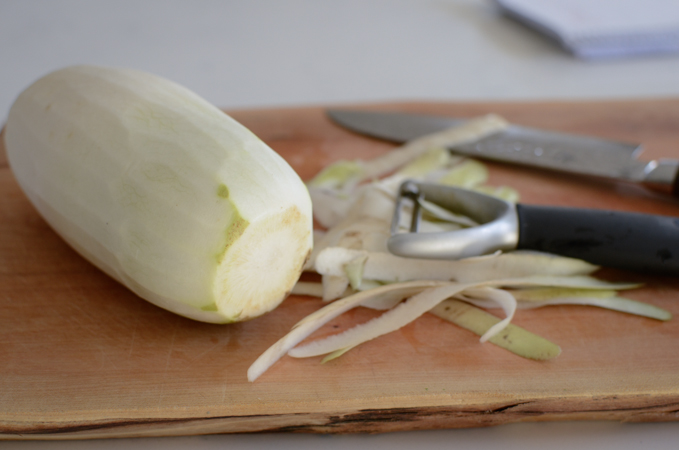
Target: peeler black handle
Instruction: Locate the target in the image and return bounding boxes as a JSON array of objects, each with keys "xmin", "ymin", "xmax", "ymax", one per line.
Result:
[{"xmin": 516, "ymin": 204, "xmax": 679, "ymax": 273}]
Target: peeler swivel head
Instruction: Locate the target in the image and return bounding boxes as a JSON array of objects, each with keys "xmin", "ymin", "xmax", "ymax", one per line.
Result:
[{"xmin": 388, "ymin": 181, "xmax": 520, "ymax": 260}]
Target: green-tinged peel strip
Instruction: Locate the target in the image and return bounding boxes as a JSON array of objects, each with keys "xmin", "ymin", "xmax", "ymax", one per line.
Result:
[
  {"xmin": 437, "ymin": 159, "xmax": 488, "ymax": 188},
  {"xmin": 344, "ymin": 254, "xmax": 368, "ymax": 290},
  {"xmin": 510, "ymin": 287, "xmax": 618, "ymax": 301},
  {"xmin": 308, "ymin": 160, "xmax": 364, "ymax": 189},
  {"xmin": 597, "ymin": 297, "xmax": 672, "ymax": 321},
  {"xmin": 474, "ymin": 185, "xmax": 520, "ymax": 203},
  {"xmin": 321, "ymin": 346, "xmax": 357, "ymax": 364},
  {"xmin": 396, "ymin": 147, "xmax": 452, "ymax": 177},
  {"xmin": 430, "ymin": 299, "xmax": 561, "ymax": 360},
  {"xmin": 520, "ymin": 296, "xmax": 672, "ymax": 321}
]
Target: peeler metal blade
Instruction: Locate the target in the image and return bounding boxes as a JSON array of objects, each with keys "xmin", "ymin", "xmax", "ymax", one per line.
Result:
[{"xmin": 388, "ymin": 181, "xmax": 519, "ymax": 260}]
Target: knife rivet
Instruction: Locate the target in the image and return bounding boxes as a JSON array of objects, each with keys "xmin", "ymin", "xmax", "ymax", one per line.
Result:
[{"xmin": 534, "ymin": 147, "xmax": 544, "ymax": 156}]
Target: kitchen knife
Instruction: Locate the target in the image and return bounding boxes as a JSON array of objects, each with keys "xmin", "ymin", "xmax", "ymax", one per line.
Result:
[{"xmin": 327, "ymin": 109, "xmax": 679, "ymax": 197}]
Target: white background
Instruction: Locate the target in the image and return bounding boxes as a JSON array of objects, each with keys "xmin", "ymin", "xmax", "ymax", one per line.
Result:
[{"xmin": 2, "ymin": 0, "xmax": 678, "ymax": 448}]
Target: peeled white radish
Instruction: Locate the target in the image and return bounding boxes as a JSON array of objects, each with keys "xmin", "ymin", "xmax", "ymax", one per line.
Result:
[{"xmin": 4, "ymin": 65, "xmax": 313, "ymax": 323}]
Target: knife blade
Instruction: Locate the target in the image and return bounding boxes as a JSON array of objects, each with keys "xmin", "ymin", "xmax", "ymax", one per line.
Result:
[{"xmin": 327, "ymin": 109, "xmax": 679, "ymax": 197}]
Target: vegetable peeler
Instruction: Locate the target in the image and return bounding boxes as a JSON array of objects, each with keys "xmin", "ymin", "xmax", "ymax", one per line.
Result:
[{"xmin": 388, "ymin": 181, "xmax": 679, "ymax": 273}]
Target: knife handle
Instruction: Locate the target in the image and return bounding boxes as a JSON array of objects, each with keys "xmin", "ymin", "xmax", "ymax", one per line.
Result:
[{"xmin": 516, "ymin": 204, "xmax": 679, "ymax": 273}]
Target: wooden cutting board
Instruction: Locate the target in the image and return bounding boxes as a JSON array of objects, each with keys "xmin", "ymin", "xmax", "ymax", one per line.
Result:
[{"xmin": 1, "ymin": 100, "xmax": 679, "ymax": 440}]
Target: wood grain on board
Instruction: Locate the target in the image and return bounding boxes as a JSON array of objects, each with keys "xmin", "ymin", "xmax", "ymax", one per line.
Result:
[{"xmin": 1, "ymin": 99, "xmax": 679, "ymax": 439}]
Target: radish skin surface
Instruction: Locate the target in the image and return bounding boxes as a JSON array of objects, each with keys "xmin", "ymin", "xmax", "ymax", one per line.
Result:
[{"xmin": 4, "ymin": 65, "xmax": 313, "ymax": 323}]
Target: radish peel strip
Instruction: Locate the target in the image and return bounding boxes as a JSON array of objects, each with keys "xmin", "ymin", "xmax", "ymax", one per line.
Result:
[
  {"xmin": 247, "ymin": 280, "xmax": 447, "ymax": 382},
  {"xmin": 361, "ymin": 115, "xmax": 509, "ymax": 181},
  {"xmin": 290, "ymin": 281, "xmax": 324, "ymax": 298},
  {"xmin": 518, "ymin": 296, "xmax": 671, "ymax": 321},
  {"xmin": 288, "ymin": 282, "xmax": 478, "ymax": 359},
  {"xmin": 430, "ymin": 299, "xmax": 562, "ymax": 360},
  {"xmin": 314, "ymin": 247, "xmax": 602, "ymax": 284},
  {"xmin": 461, "ymin": 287, "xmax": 518, "ymax": 342},
  {"xmin": 286, "ymin": 275, "xmax": 640, "ymax": 361}
]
